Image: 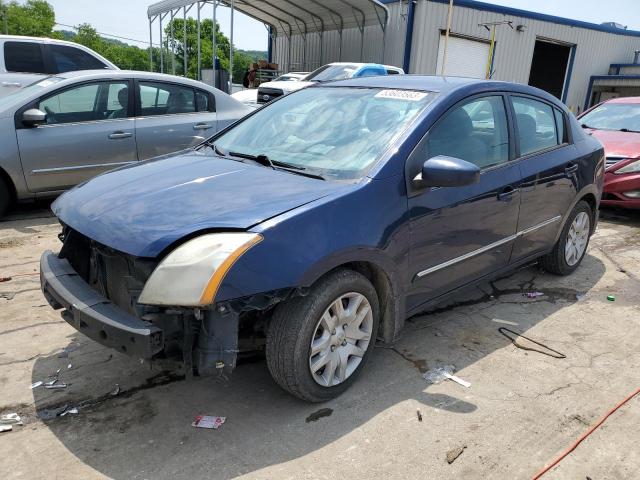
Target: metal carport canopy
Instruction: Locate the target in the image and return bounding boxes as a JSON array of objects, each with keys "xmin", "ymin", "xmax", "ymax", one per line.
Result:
[{"xmin": 147, "ymin": 0, "xmax": 390, "ymax": 36}]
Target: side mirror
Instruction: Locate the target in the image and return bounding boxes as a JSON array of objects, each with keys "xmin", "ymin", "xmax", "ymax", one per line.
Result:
[
  {"xmin": 415, "ymin": 155, "xmax": 480, "ymax": 188},
  {"xmin": 22, "ymin": 108, "xmax": 47, "ymax": 127}
]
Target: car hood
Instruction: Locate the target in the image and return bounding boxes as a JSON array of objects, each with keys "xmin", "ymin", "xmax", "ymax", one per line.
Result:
[
  {"xmin": 259, "ymin": 80, "xmax": 312, "ymax": 93},
  {"xmin": 587, "ymin": 129, "xmax": 640, "ymax": 159},
  {"xmin": 53, "ymin": 151, "xmax": 345, "ymax": 257}
]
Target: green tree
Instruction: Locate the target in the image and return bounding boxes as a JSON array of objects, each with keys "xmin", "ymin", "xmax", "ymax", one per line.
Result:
[
  {"xmin": 4, "ymin": 0, "xmax": 55, "ymax": 37},
  {"xmin": 164, "ymin": 17, "xmax": 264, "ymax": 82}
]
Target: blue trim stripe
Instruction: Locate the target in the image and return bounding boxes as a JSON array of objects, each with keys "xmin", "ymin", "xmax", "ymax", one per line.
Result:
[
  {"xmin": 584, "ymin": 74, "xmax": 640, "ymax": 110},
  {"xmin": 378, "ymin": 0, "xmax": 640, "ymax": 38}
]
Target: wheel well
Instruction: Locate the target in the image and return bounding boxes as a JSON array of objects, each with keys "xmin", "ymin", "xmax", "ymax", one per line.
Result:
[
  {"xmin": 0, "ymin": 167, "xmax": 16, "ymax": 203},
  {"xmin": 580, "ymin": 193, "xmax": 597, "ymax": 233},
  {"xmin": 326, "ymin": 261, "xmax": 399, "ymax": 343}
]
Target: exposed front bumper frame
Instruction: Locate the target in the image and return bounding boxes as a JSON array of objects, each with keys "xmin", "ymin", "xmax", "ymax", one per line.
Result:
[{"xmin": 40, "ymin": 250, "xmax": 163, "ymax": 358}]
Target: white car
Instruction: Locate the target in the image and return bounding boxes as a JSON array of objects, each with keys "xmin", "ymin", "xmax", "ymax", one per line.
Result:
[
  {"xmin": 272, "ymin": 72, "xmax": 308, "ymax": 82},
  {"xmin": 0, "ymin": 35, "xmax": 117, "ymax": 96},
  {"xmin": 233, "ymin": 63, "xmax": 404, "ymax": 108},
  {"xmin": 231, "ymin": 72, "xmax": 309, "ymax": 109}
]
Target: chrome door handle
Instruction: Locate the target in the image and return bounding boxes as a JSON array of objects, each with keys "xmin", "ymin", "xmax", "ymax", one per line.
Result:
[
  {"xmin": 108, "ymin": 131, "xmax": 133, "ymax": 139},
  {"xmin": 497, "ymin": 185, "xmax": 519, "ymax": 201},
  {"xmin": 193, "ymin": 123, "xmax": 212, "ymax": 130}
]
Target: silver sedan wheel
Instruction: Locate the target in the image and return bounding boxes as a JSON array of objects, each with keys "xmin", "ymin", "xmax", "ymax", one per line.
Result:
[
  {"xmin": 565, "ymin": 211, "xmax": 590, "ymax": 266},
  {"xmin": 309, "ymin": 292, "xmax": 374, "ymax": 387}
]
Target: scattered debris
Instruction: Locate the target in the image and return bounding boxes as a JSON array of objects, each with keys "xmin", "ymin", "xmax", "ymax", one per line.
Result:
[
  {"xmin": 0, "ymin": 425, "xmax": 12, "ymax": 433},
  {"xmin": 416, "ymin": 409, "xmax": 423, "ymax": 422},
  {"xmin": 60, "ymin": 407, "xmax": 78, "ymax": 416},
  {"xmin": 523, "ymin": 291, "xmax": 544, "ymax": 298},
  {"xmin": 0, "ymin": 413, "xmax": 22, "ymax": 425},
  {"xmin": 37, "ymin": 405, "xmax": 69, "ymax": 420},
  {"xmin": 498, "ymin": 327, "xmax": 566, "ymax": 359},
  {"xmin": 30, "ymin": 381, "xmax": 43, "ymax": 389},
  {"xmin": 446, "ymin": 445, "xmax": 466, "ymax": 464},
  {"xmin": 306, "ymin": 408, "xmax": 333, "ymax": 423},
  {"xmin": 576, "ymin": 293, "xmax": 587, "ymax": 301},
  {"xmin": 110, "ymin": 384, "xmax": 120, "ymax": 396},
  {"xmin": 45, "ymin": 383, "xmax": 67, "ymax": 390},
  {"xmin": 607, "ymin": 295, "xmax": 616, "ymax": 302},
  {"xmin": 423, "ymin": 365, "xmax": 471, "ymax": 388},
  {"xmin": 192, "ymin": 415, "xmax": 226, "ymax": 429},
  {"xmin": 0, "ymin": 292, "xmax": 15, "ymax": 300},
  {"xmin": 44, "ymin": 378, "xmax": 58, "ymax": 387},
  {"xmin": 492, "ymin": 318, "xmax": 519, "ymax": 326},
  {"xmin": 67, "ymin": 363, "xmax": 72, "ymax": 370},
  {"xmin": 0, "ymin": 276, "xmax": 11, "ymax": 282}
]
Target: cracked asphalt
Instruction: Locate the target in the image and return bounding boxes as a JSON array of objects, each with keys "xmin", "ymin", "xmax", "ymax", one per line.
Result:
[{"xmin": 1, "ymin": 203, "xmax": 639, "ymax": 480}]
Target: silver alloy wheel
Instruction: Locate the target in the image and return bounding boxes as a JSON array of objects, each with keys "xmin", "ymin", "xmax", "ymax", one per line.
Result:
[
  {"xmin": 565, "ymin": 211, "xmax": 590, "ymax": 266},
  {"xmin": 309, "ymin": 292, "xmax": 374, "ymax": 387}
]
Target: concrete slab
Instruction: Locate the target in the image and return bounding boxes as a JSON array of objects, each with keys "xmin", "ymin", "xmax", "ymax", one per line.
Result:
[{"xmin": 1, "ymin": 206, "xmax": 639, "ymax": 479}]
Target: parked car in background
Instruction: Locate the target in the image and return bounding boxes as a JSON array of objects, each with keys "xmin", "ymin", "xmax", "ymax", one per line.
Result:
[
  {"xmin": 0, "ymin": 70, "xmax": 250, "ymax": 216},
  {"xmin": 272, "ymin": 72, "xmax": 309, "ymax": 82},
  {"xmin": 255, "ymin": 62, "xmax": 404, "ymax": 105},
  {"xmin": 41, "ymin": 76, "xmax": 603, "ymax": 402},
  {"xmin": 0, "ymin": 35, "xmax": 117, "ymax": 95},
  {"xmin": 230, "ymin": 88, "xmax": 261, "ymax": 110},
  {"xmin": 578, "ymin": 97, "xmax": 640, "ymax": 209}
]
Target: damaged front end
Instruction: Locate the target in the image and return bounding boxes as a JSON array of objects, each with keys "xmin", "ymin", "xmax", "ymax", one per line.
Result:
[{"xmin": 40, "ymin": 226, "xmax": 289, "ymax": 377}]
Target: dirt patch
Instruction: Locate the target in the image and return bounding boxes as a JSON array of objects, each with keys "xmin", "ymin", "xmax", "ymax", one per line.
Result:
[{"xmin": 0, "ymin": 237, "xmax": 26, "ymax": 249}]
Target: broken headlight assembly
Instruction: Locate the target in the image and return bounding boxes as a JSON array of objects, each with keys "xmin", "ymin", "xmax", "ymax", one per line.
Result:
[
  {"xmin": 614, "ymin": 159, "xmax": 640, "ymax": 175},
  {"xmin": 137, "ymin": 233, "xmax": 262, "ymax": 307}
]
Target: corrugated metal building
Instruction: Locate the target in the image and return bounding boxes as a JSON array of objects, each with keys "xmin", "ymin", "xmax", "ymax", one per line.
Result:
[{"xmin": 270, "ymin": 0, "xmax": 640, "ymax": 113}]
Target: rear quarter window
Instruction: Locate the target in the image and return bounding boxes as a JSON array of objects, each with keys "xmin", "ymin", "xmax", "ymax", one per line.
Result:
[{"xmin": 4, "ymin": 41, "xmax": 46, "ymax": 73}]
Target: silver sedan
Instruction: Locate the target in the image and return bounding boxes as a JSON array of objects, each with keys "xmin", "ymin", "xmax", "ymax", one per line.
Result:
[{"xmin": 0, "ymin": 70, "xmax": 251, "ymax": 216}]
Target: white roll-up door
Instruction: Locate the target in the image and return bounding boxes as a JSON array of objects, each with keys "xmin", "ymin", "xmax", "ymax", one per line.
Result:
[{"xmin": 436, "ymin": 34, "xmax": 490, "ymax": 79}]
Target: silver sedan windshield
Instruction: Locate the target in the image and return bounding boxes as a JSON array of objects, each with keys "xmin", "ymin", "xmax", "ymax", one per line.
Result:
[{"xmin": 213, "ymin": 87, "xmax": 435, "ymax": 180}]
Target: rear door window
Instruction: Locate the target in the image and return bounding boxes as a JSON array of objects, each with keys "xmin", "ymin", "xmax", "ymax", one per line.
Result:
[
  {"xmin": 511, "ymin": 97, "xmax": 560, "ymax": 156},
  {"xmin": 4, "ymin": 41, "xmax": 46, "ymax": 73},
  {"xmin": 139, "ymin": 82, "xmax": 196, "ymax": 116},
  {"xmin": 48, "ymin": 44, "xmax": 108, "ymax": 73}
]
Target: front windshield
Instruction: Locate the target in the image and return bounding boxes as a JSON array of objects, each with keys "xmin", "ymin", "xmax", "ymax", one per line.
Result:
[
  {"xmin": 303, "ymin": 64, "xmax": 359, "ymax": 82},
  {"xmin": 580, "ymin": 103, "xmax": 640, "ymax": 132},
  {"xmin": 211, "ymin": 87, "xmax": 435, "ymax": 180},
  {"xmin": 0, "ymin": 77, "xmax": 64, "ymax": 109}
]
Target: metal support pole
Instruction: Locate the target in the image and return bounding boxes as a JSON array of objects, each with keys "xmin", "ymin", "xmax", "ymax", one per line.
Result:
[
  {"xmin": 170, "ymin": 10, "xmax": 176, "ymax": 75},
  {"xmin": 485, "ymin": 24, "xmax": 496, "ymax": 79},
  {"xmin": 183, "ymin": 6, "xmax": 188, "ymax": 76},
  {"xmin": 212, "ymin": 0, "xmax": 217, "ymax": 88},
  {"xmin": 229, "ymin": 0, "xmax": 234, "ymax": 92},
  {"xmin": 159, "ymin": 14, "xmax": 164, "ymax": 73},
  {"xmin": 197, "ymin": 2, "xmax": 202, "ymax": 80},
  {"xmin": 149, "ymin": 18, "xmax": 154, "ymax": 71},
  {"xmin": 441, "ymin": 0, "xmax": 454, "ymax": 76}
]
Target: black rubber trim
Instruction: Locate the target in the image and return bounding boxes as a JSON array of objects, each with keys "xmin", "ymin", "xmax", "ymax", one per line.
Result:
[{"xmin": 40, "ymin": 250, "xmax": 163, "ymax": 358}]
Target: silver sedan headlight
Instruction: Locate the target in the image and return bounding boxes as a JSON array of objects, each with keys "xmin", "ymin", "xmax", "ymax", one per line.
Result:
[{"xmin": 138, "ymin": 233, "xmax": 262, "ymax": 306}]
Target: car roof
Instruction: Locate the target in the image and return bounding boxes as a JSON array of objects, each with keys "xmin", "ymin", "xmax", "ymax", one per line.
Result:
[
  {"xmin": 604, "ymin": 96, "xmax": 640, "ymax": 104},
  {"xmin": 45, "ymin": 70, "xmax": 217, "ymax": 89}
]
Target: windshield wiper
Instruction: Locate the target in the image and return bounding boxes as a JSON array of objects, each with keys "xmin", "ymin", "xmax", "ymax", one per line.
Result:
[
  {"xmin": 228, "ymin": 151, "xmax": 325, "ymax": 180},
  {"xmin": 620, "ymin": 128, "xmax": 640, "ymax": 133},
  {"xmin": 581, "ymin": 123, "xmax": 592, "ymax": 129}
]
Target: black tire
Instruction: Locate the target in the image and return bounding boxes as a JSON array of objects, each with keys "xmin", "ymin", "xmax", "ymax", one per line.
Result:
[
  {"xmin": 0, "ymin": 179, "xmax": 10, "ymax": 219},
  {"xmin": 266, "ymin": 269, "xmax": 380, "ymax": 402},
  {"xmin": 540, "ymin": 200, "xmax": 593, "ymax": 275}
]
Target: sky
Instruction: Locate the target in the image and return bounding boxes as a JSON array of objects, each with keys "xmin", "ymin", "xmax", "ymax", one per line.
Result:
[{"xmin": 41, "ymin": 0, "xmax": 640, "ymax": 51}]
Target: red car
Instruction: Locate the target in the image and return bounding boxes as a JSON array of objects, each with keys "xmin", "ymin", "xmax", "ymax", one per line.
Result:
[{"xmin": 578, "ymin": 97, "xmax": 640, "ymax": 209}]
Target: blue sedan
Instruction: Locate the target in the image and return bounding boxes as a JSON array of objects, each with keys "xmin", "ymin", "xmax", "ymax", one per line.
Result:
[{"xmin": 40, "ymin": 75, "xmax": 604, "ymax": 402}]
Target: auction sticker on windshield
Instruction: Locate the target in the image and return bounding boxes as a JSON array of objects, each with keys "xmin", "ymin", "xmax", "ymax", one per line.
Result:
[{"xmin": 375, "ymin": 89, "xmax": 429, "ymax": 101}]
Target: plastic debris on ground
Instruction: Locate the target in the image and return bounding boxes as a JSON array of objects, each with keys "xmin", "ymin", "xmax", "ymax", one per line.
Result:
[
  {"xmin": 423, "ymin": 365, "xmax": 471, "ymax": 388},
  {"xmin": 192, "ymin": 415, "xmax": 226, "ymax": 429},
  {"xmin": 0, "ymin": 425, "xmax": 12, "ymax": 433},
  {"xmin": 576, "ymin": 293, "xmax": 587, "ymax": 301},
  {"xmin": 37, "ymin": 405, "xmax": 69, "ymax": 420},
  {"xmin": 110, "ymin": 384, "xmax": 120, "ymax": 396},
  {"xmin": 416, "ymin": 409, "xmax": 423, "ymax": 422},
  {"xmin": 607, "ymin": 295, "xmax": 616, "ymax": 302},
  {"xmin": 60, "ymin": 407, "xmax": 78, "ymax": 416},
  {"xmin": 0, "ymin": 276, "xmax": 11, "ymax": 282},
  {"xmin": 0, "ymin": 413, "xmax": 22, "ymax": 425},
  {"xmin": 30, "ymin": 381, "xmax": 43, "ymax": 389},
  {"xmin": 45, "ymin": 383, "xmax": 67, "ymax": 389},
  {"xmin": 492, "ymin": 318, "xmax": 518, "ymax": 326},
  {"xmin": 523, "ymin": 292, "xmax": 544, "ymax": 298}
]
